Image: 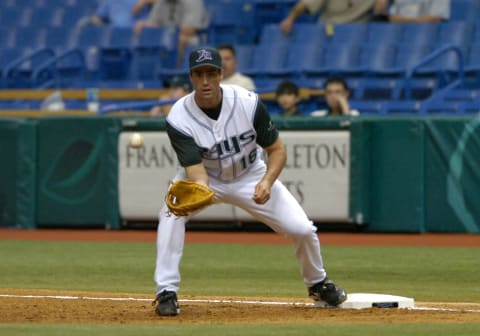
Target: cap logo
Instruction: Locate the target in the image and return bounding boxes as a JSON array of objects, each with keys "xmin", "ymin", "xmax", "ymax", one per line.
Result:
[{"xmin": 195, "ymin": 49, "xmax": 213, "ymax": 63}]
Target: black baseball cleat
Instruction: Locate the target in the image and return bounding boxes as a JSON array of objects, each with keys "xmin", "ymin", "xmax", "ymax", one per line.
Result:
[
  {"xmin": 308, "ymin": 277, "xmax": 347, "ymax": 306},
  {"xmin": 153, "ymin": 290, "xmax": 180, "ymax": 316}
]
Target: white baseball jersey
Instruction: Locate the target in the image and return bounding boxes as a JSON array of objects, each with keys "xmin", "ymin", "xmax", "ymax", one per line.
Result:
[{"xmin": 167, "ymin": 84, "xmax": 268, "ymax": 181}]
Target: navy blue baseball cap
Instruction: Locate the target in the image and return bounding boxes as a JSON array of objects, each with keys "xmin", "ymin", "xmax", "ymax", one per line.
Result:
[{"xmin": 189, "ymin": 47, "xmax": 222, "ymax": 71}]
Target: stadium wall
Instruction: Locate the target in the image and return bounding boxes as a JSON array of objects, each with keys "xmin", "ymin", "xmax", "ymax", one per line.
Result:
[{"xmin": 1, "ymin": 116, "xmax": 479, "ymax": 233}]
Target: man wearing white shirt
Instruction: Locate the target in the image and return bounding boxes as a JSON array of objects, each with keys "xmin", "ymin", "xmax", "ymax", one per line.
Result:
[{"xmin": 218, "ymin": 44, "xmax": 256, "ymax": 91}]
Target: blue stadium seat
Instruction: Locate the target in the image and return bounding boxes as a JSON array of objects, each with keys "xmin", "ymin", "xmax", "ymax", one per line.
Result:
[
  {"xmin": 365, "ymin": 23, "xmax": 402, "ymax": 45},
  {"xmin": 102, "ymin": 27, "xmax": 135, "ymax": 49},
  {"xmin": 0, "ymin": 48, "xmax": 24, "ymax": 86},
  {"xmin": 57, "ymin": 8, "xmax": 86, "ymax": 28},
  {"xmin": 420, "ymin": 100, "xmax": 461, "ymax": 115},
  {"xmin": 349, "ymin": 100, "xmax": 384, "ymax": 115},
  {"xmin": 326, "ymin": 23, "xmax": 368, "ymax": 46},
  {"xmin": 257, "ymin": 23, "xmax": 292, "ymax": 46},
  {"xmin": 354, "ymin": 78, "xmax": 399, "ymax": 100},
  {"xmin": 98, "ymin": 27, "xmax": 135, "ymax": 80},
  {"xmin": 374, "ymin": 44, "xmax": 432, "ymax": 77},
  {"xmin": 472, "ymin": 20, "xmax": 480, "ymax": 42},
  {"xmin": 295, "ymin": 77, "xmax": 324, "ymax": 89},
  {"xmin": 244, "ymin": 43, "xmax": 289, "ymax": 77},
  {"xmin": 67, "ymin": 0, "xmax": 98, "ymax": 17},
  {"xmin": 361, "ymin": 44, "xmax": 396, "ymax": 75},
  {"xmin": 0, "ymin": 7, "xmax": 27, "ymax": 28},
  {"xmin": 398, "ymin": 23, "xmax": 438, "ymax": 47},
  {"xmin": 134, "ymin": 27, "xmax": 177, "ymax": 51},
  {"xmin": 251, "ymin": 0, "xmax": 296, "ymax": 39},
  {"xmin": 258, "ymin": 22, "xmax": 327, "ymax": 46},
  {"xmin": 130, "ymin": 27, "xmax": 176, "ymax": 80},
  {"xmin": 295, "ymin": 23, "xmax": 327, "ymax": 44},
  {"xmin": 450, "ymin": 0, "xmax": 480, "ymax": 21},
  {"xmin": 157, "ymin": 45, "xmax": 196, "ymax": 79},
  {"xmin": 382, "ymin": 100, "xmax": 421, "ymax": 115},
  {"xmin": 282, "ymin": 41, "xmax": 321, "ymax": 77},
  {"xmin": 255, "ymin": 77, "xmax": 284, "ymax": 95},
  {"xmin": 23, "ymin": 7, "xmax": 55, "ymax": 28},
  {"xmin": 207, "ymin": 1, "xmax": 255, "ymax": 45},
  {"xmin": 69, "ymin": 25, "xmax": 108, "ymax": 49},
  {"xmin": 10, "ymin": 26, "xmax": 43, "ymax": 49},
  {"xmin": 303, "ymin": 44, "xmax": 361, "ymax": 77},
  {"xmin": 394, "ymin": 78, "xmax": 437, "ymax": 100},
  {"xmin": 32, "ymin": 49, "xmax": 86, "ymax": 88},
  {"xmin": 0, "ymin": 28, "xmax": 13, "ymax": 48},
  {"xmin": 414, "ymin": 45, "xmax": 467, "ymax": 83},
  {"xmin": 459, "ymin": 100, "xmax": 480, "ymax": 114},
  {"xmin": 3, "ymin": 48, "xmax": 56, "ymax": 88},
  {"xmin": 39, "ymin": 26, "xmax": 72, "ymax": 52},
  {"xmin": 233, "ymin": 44, "xmax": 254, "ymax": 73},
  {"xmin": 435, "ymin": 22, "xmax": 474, "ymax": 49},
  {"xmin": 465, "ymin": 44, "xmax": 480, "ymax": 76},
  {"xmin": 440, "ymin": 89, "xmax": 479, "ymax": 103}
]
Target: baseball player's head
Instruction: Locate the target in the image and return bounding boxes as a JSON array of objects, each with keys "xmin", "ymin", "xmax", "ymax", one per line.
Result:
[{"xmin": 188, "ymin": 47, "xmax": 224, "ymax": 108}]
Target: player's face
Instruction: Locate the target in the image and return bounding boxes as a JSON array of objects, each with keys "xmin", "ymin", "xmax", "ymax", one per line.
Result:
[
  {"xmin": 219, "ymin": 49, "xmax": 236, "ymax": 78},
  {"xmin": 190, "ymin": 66, "xmax": 223, "ymax": 108}
]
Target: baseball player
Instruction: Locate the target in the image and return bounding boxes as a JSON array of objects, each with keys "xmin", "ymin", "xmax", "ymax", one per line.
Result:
[{"xmin": 152, "ymin": 47, "xmax": 347, "ymax": 316}]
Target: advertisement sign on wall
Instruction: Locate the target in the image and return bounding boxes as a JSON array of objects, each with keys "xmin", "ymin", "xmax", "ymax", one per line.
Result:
[{"xmin": 118, "ymin": 131, "xmax": 350, "ymax": 222}]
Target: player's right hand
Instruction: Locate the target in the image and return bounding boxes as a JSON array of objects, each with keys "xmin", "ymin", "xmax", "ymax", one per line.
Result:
[{"xmin": 252, "ymin": 181, "xmax": 271, "ymax": 205}]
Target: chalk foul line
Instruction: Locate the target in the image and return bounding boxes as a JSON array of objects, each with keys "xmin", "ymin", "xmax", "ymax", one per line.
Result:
[{"xmin": 1, "ymin": 294, "xmax": 479, "ymax": 313}]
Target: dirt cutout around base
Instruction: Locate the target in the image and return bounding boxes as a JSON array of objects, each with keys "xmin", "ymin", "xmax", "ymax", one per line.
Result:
[{"xmin": 1, "ymin": 289, "xmax": 480, "ymax": 324}]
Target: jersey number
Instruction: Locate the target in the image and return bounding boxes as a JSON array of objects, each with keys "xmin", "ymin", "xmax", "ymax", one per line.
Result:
[{"xmin": 240, "ymin": 149, "xmax": 257, "ymax": 170}]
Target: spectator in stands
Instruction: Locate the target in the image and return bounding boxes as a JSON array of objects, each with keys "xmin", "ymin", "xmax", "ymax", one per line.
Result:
[
  {"xmin": 217, "ymin": 44, "xmax": 256, "ymax": 91},
  {"xmin": 373, "ymin": 0, "xmax": 450, "ymax": 23},
  {"xmin": 280, "ymin": 0, "xmax": 376, "ymax": 34},
  {"xmin": 275, "ymin": 80, "xmax": 303, "ymax": 116},
  {"xmin": 311, "ymin": 76, "xmax": 359, "ymax": 116},
  {"xmin": 78, "ymin": 0, "xmax": 151, "ymax": 28},
  {"xmin": 134, "ymin": 0, "xmax": 209, "ymax": 68},
  {"xmin": 150, "ymin": 75, "xmax": 192, "ymax": 117}
]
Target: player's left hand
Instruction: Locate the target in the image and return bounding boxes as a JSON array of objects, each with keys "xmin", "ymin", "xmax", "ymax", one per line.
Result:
[{"xmin": 252, "ymin": 181, "xmax": 271, "ymax": 204}]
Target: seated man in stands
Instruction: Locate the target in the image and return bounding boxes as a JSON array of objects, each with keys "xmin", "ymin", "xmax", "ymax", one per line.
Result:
[
  {"xmin": 275, "ymin": 80, "xmax": 303, "ymax": 116},
  {"xmin": 217, "ymin": 44, "xmax": 256, "ymax": 91},
  {"xmin": 311, "ymin": 77, "xmax": 359, "ymax": 116},
  {"xmin": 150, "ymin": 75, "xmax": 192, "ymax": 117},
  {"xmin": 134, "ymin": 0, "xmax": 209, "ymax": 68},
  {"xmin": 280, "ymin": 0, "xmax": 376, "ymax": 34},
  {"xmin": 373, "ymin": 0, "xmax": 450, "ymax": 23}
]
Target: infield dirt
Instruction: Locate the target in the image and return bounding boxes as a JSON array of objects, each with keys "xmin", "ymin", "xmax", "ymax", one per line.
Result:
[{"xmin": 1, "ymin": 230, "xmax": 479, "ymax": 324}]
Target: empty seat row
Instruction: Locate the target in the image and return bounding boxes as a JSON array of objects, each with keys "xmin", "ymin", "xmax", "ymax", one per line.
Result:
[
  {"xmin": 260, "ymin": 21, "xmax": 478, "ymax": 49},
  {"xmin": 347, "ymin": 98, "xmax": 480, "ymax": 115},
  {"xmin": 234, "ymin": 42, "xmax": 468, "ymax": 80}
]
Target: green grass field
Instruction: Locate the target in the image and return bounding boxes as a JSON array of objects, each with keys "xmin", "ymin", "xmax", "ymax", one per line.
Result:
[{"xmin": 0, "ymin": 239, "xmax": 479, "ymax": 335}]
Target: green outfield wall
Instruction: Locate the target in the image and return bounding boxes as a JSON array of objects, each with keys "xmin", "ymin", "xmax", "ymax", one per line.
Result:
[{"xmin": 1, "ymin": 115, "xmax": 479, "ymax": 233}]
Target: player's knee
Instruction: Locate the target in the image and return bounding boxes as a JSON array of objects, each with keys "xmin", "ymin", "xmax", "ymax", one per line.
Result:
[{"xmin": 285, "ymin": 221, "xmax": 316, "ymax": 240}]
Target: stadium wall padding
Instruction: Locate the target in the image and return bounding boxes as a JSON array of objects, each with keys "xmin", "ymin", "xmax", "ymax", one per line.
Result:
[
  {"xmin": 0, "ymin": 116, "xmax": 479, "ymax": 233},
  {"xmin": 34, "ymin": 117, "xmax": 121, "ymax": 228},
  {"xmin": 0, "ymin": 118, "xmax": 36, "ymax": 229}
]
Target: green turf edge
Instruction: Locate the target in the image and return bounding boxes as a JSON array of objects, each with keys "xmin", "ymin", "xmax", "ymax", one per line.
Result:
[{"xmin": 1, "ymin": 322, "xmax": 480, "ymax": 336}]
